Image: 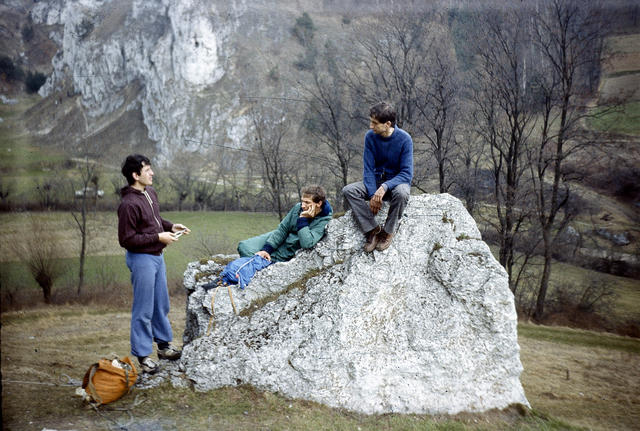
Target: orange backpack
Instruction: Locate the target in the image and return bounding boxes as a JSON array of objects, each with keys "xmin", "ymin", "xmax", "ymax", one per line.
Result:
[{"xmin": 81, "ymin": 357, "xmax": 138, "ymax": 405}]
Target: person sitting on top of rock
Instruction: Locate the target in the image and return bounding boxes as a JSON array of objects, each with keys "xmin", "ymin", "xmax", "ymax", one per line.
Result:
[
  {"xmin": 342, "ymin": 101, "xmax": 413, "ymax": 252},
  {"xmin": 238, "ymin": 184, "xmax": 333, "ymax": 262}
]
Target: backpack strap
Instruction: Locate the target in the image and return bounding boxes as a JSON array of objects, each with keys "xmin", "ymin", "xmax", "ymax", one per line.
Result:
[
  {"xmin": 227, "ymin": 283, "xmax": 238, "ymax": 315},
  {"xmin": 206, "ymin": 285, "xmax": 219, "ymax": 336},
  {"xmin": 122, "ymin": 365, "xmax": 133, "ymax": 393},
  {"xmin": 205, "ymin": 280, "xmax": 238, "ymax": 337}
]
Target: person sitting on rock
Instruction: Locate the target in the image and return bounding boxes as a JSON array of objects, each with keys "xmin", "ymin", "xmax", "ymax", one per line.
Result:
[
  {"xmin": 342, "ymin": 101, "xmax": 413, "ymax": 252},
  {"xmin": 238, "ymin": 185, "xmax": 333, "ymax": 263}
]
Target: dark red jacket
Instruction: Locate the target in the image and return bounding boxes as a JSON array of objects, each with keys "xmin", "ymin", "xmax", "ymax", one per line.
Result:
[{"xmin": 118, "ymin": 186, "xmax": 173, "ymax": 255}]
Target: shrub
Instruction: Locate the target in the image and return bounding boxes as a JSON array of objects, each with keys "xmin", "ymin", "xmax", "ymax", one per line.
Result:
[
  {"xmin": 292, "ymin": 12, "xmax": 315, "ymax": 47},
  {"xmin": 21, "ymin": 25, "xmax": 34, "ymax": 42},
  {"xmin": 0, "ymin": 55, "xmax": 24, "ymax": 82},
  {"xmin": 12, "ymin": 216, "xmax": 65, "ymax": 304},
  {"xmin": 548, "ymin": 279, "xmax": 617, "ymax": 316}
]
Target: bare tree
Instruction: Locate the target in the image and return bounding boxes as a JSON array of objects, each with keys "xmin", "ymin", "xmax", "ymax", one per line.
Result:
[
  {"xmin": 168, "ymin": 153, "xmax": 199, "ymax": 211},
  {"xmin": 248, "ymin": 102, "xmax": 295, "ymax": 219},
  {"xmin": 192, "ymin": 148, "xmax": 225, "ymax": 211},
  {"xmin": 69, "ymin": 153, "xmax": 101, "ymax": 295},
  {"xmin": 453, "ymin": 127, "xmax": 486, "ymax": 216},
  {"xmin": 193, "ymin": 179, "xmax": 216, "ymax": 211},
  {"xmin": 346, "ymin": 10, "xmax": 435, "ymax": 129},
  {"xmin": 414, "ymin": 42, "xmax": 461, "ymax": 193},
  {"xmin": 529, "ymin": 0, "xmax": 609, "ymax": 320},
  {"xmin": 13, "ymin": 215, "xmax": 64, "ymax": 304},
  {"xmin": 470, "ymin": 9, "xmax": 536, "ymax": 293},
  {"xmin": 300, "ymin": 40, "xmax": 361, "ymax": 204},
  {"xmin": 34, "ymin": 177, "xmax": 63, "ymax": 210}
]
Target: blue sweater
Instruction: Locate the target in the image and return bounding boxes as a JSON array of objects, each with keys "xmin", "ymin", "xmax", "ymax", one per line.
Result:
[{"xmin": 363, "ymin": 127, "xmax": 414, "ymax": 198}]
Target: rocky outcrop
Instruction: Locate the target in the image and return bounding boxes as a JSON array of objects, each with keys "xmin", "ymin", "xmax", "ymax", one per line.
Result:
[
  {"xmin": 25, "ymin": 0, "xmax": 369, "ymax": 162},
  {"xmin": 181, "ymin": 194, "xmax": 529, "ymax": 415},
  {"xmin": 31, "ymin": 0, "xmax": 243, "ymax": 161}
]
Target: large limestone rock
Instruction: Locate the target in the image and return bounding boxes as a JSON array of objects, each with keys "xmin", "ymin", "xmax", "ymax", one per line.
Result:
[{"xmin": 181, "ymin": 193, "xmax": 529, "ymax": 414}]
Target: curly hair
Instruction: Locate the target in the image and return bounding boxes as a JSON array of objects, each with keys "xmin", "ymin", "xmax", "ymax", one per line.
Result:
[{"xmin": 301, "ymin": 184, "xmax": 326, "ymax": 203}]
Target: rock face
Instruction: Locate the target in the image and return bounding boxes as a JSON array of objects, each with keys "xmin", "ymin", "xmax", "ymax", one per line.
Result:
[
  {"xmin": 31, "ymin": 0, "xmax": 242, "ymax": 161},
  {"xmin": 23, "ymin": 0, "xmax": 365, "ymax": 162},
  {"xmin": 181, "ymin": 193, "xmax": 529, "ymax": 415}
]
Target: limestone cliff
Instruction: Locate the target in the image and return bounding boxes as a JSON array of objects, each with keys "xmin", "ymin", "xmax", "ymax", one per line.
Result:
[{"xmin": 30, "ymin": 0, "xmax": 247, "ymax": 161}]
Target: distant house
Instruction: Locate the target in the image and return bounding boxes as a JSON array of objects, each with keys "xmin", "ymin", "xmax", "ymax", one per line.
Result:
[{"xmin": 75, "ymin": 187, "xmax": 104, "ymax": 198}]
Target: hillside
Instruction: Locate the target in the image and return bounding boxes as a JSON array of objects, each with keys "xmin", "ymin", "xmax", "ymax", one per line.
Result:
[{"xmin": 0, "ymin": 0, "xmax": 638, "ymax": 324}]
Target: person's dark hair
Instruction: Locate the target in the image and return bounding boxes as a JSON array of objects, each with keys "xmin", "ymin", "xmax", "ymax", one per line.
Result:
[
  {"xmin": 121, "ymin": 154, "xmax": 151, "ymax": 185},
  {"xmin": 301, "ymin": 184, "xmax": 326, "ymax": 203},
  {"xmin": 369, "ymin": 102, "xmax": 396, "ymax": 127}
]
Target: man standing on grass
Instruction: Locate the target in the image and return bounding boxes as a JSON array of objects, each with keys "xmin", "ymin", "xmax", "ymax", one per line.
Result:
[
  {"xmin": 118, "ymin": 154, "xmax": 190, "ymax": 374},
  {"xmin": 342, "ymin": 102, "xmax": 413, "ymax": 252}
]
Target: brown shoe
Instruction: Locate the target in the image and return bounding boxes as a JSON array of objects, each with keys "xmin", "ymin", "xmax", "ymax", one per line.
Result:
[
  {"xmin": 376, "ymin": 231, "xmax": 394, "ymax": 251},
  {"xmin": 363, "ymin": 225, "xmax": 382, "ymax": 252}
]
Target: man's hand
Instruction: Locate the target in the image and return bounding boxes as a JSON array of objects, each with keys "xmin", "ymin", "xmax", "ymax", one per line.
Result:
[
  {"xmin": 255, "ymin": 250, "xmax": 271, "ymax": 261},
  {"xmin": 300, "ymin": 203, "xmax": 319, "ymax": 218},
  {"xmin": 369, "ymin": 185, "xmax": 386, "ymax": 215},
  {"xmin": 159, "ymin": 232, "xmax": 177, "ymax": 245},
  {"xmin": 172, "ymin": 224, "xmax": 191, "ymax": 235}
]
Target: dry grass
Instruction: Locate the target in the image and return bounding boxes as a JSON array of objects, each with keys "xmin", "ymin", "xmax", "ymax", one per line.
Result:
[
  {"xmin": 604, "ymin": 34, "xmax": 640, "ymax": 72},
  {"xmin": 1, "ymin": 296, "xmax": 187, "ymax": 430},
  {"xmin": 2, "ymin": 292, "xmax": 639, "ymax": 430},
  {"xmin": 519, "ymin": 324, "xmax": 640, "ymax": 430}
]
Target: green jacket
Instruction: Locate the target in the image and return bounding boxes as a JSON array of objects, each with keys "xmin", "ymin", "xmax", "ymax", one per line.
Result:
[{"xmin": 262, "ymin": 200, "xmax": 333, "ymax": 262}]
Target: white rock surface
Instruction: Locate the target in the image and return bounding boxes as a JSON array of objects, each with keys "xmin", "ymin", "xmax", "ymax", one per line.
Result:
[
  {"xmin": 32, "ymin": 0, "xmax": 245, "ymax": 162},
  {"xmin": 181, "ymin": 193, "xmax": 529, "ymax": 415}
]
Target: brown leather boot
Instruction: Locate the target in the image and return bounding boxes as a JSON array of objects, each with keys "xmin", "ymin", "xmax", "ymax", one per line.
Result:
[
  {"xmin": 375, "ymin": 230, "xmax": 394, "ymax": 251},
  {"xmin": 363, "ymin": 225, "xmax": 382, "ymax": 252}
]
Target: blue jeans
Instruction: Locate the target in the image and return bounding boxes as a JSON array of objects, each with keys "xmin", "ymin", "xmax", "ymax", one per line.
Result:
[{"xmin": 125, "ymin": 251, "xmax": 173, "ymax": 357}]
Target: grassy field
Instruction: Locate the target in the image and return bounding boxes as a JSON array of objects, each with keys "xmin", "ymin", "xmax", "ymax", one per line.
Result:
[
  {"xmin": 589, "ymin": 101, "xmax": 640, "ymax": 135},
  {"xmin": 0, "ymin": 210, "xmax": 280, "ymax": 310},
  {"xmin": 1, "ymin": 209, "xmax": 639, "ymax": 429},
  {"xmin": 2, "ymin": 210, "xmax": 638, "ymax": 327},
  {"xmin": 2, "ymin": 299, "xmax": 639, "ymax": 430}
]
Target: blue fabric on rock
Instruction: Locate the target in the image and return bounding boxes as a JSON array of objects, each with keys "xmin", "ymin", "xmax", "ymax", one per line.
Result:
[{"xmin": 220, "ymin": 255, "xmax": 272, "ymax": 289}]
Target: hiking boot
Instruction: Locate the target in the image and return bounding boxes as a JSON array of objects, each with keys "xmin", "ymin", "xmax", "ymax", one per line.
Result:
[
  {"xmin": 157, "ymin": 345, "xmax": 182, "ymax": 361},
  {"xmin": 375, "ymin": 231, "xmax": 394, "ymax": 251},
  {"xmin": 363, "ymin": 225, "xmax": 382, "ymax": 252},
  {"xmin": 139, "ymin": 356, "xmax": 159, "ymax": 374},
  {"xmin": 202, "ymin": 278, "xmax": 222, "ymax": 291}
]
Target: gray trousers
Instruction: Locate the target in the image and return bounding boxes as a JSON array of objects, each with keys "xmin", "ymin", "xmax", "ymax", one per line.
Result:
[{"xmin": 342, "ymin": 181, "xmax": 410, "ymax": 234}]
